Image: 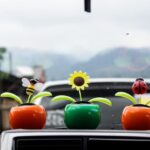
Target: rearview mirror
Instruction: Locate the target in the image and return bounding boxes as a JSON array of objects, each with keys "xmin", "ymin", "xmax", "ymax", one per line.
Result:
[{"xmin": 84, "ymin": 0, "xmax": 91, "ymax": 12}]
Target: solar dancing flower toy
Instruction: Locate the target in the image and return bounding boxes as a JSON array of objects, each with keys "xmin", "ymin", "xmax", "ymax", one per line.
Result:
[
  {"xmin": 115, "ymin": 78, "xmax": 150, "ymax": 130},
  {"xmin": 0, "ymin": 78, "xmax": 52, "ymax": 129},
  {"xmin": 51, "ymin": 71, "xmax": 112, "ymax": 129}
]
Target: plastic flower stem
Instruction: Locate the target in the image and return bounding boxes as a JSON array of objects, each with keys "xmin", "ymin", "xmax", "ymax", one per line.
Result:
[
  {"xmin": 139, "ymin": 95, "xmax": 142, "ymax": 104},
  {"xmin": 78, "ymin": 89, "xmax": 82, "ymax": 101},
  {"xmin": 27, "ymin": 95, "xmax": 32, "ymax": 103}
]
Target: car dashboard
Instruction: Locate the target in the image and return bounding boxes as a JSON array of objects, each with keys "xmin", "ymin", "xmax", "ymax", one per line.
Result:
[{"xmin": 1, "ymin": 129, "xmax": 150, "ymax": 150}]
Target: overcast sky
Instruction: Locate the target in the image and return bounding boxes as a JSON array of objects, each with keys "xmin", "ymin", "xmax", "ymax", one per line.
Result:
[{"xmin": 0, "ymin": 0, "xmax": 150, "ymax": 59}]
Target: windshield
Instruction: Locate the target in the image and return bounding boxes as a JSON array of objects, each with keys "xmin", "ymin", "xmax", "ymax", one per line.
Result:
[
  {"xmin": 0, "ymin": 0, "xmax": 150, "ymax": 131},
  {"xmin": 0, "ymin": 0, "xmax": 150, "ymax": 80}
]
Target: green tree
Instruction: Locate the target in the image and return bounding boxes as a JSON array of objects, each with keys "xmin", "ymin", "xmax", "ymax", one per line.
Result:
[{"xmin": 0, "ymin": 47, "xmax": 6, "ymax": 71}]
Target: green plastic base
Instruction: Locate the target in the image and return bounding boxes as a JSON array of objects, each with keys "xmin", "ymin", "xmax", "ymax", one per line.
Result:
[{"xmin": 64, "ymin": 103, "xmax": 101, "ymax": 129}]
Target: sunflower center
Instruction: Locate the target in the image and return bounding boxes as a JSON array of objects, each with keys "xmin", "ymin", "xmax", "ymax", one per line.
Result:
[{"xmin": 74, "ymin": 77, "xmax": 85, "ymax": 86}]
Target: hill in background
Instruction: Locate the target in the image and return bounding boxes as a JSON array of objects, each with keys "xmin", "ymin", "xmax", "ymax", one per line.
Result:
[
  {"xmin": 2, "ymin": 47, "xmax": 150, "ymax": 80},
  {"xmin": 46, "ymin": 47, "xmax": 150, "ymax": 80}
]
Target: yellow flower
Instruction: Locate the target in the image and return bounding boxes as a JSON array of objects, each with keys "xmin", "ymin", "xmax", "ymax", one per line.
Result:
[{"xmin": 68, "ymin": 71, "xmax": 90, "ymax": 91}]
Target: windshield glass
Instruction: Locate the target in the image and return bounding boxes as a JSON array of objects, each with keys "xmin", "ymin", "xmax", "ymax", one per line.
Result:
[
  {"xmin": 0, "ymin": 0, "xmax": 150, "ymax": 80},
  {"xmin": 0, "ymin": 0, "xmax": 150, "ymax": 131}
]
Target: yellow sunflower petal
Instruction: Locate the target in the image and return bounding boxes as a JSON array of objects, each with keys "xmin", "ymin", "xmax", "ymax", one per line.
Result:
[
  {"xmin": 80, "ymin": 86, "xmax": 85, "ymax": 90},
  {"xmin": 86, "ymin": 75, "xmax": 90, "ymax": 79},
  {"xmin": 84, "ymin": 84, "xmax": 89, "ymax": 87},
  {"xmin": 76, "ymin": 86, "xmax": 80, "ymax": 91},
  {"xmin": 72, "ymin": 85, "xmax": 76, "ymax": 89}
]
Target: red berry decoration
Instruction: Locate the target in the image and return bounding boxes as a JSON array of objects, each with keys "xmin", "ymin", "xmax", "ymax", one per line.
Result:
[{"xmin": 131, "ymin": 78, "xmax": 148, "ymax": 94}]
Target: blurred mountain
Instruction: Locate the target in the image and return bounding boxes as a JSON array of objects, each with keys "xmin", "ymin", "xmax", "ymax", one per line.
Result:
[
  {"xmin": 2, "ymin": 48, "xmax": 78, "ymax": 80},
  {"xmin": 72, "ymin": 47, "xmax": 150, "ymax": 78},
  {"xmin": 2, "ymin": 47, "xmax": 150, "ymax": 80},
  {"xmin": 47, "ymin": 47, "xmax": 150, "ymax": 80}
]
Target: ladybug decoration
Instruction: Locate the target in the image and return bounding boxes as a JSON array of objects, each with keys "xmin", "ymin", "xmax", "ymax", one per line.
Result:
[
  {"xmin": 115, "ymin": 78, "xmax": 150, "ymax": 130},
  {"xmin": 131, "ymin": 78, "xmax": 148, "ymax": 94}
]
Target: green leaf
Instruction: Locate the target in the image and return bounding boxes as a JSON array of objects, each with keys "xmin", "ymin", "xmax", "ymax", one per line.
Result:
[
  {"xmin": 30, "ymin": 92, "xmax": 52, "ymax": 103},
  {"xmin": 145, "ymin": 101, "xmax": 150, "ymax": 106},
  {"xmin": 0, "ymin": 92, "xmax": 23, "ymax": 104},
  {"xmin": 115, "ymin": 92, "xmax": 136, "ymax": 105},
  {"xmin": 51, "ymin": 95, "xmax": 76, "ymax": 103},
  {"xmin": 88, "ymin": 98, "xmax": 112, "ymax": 106}
]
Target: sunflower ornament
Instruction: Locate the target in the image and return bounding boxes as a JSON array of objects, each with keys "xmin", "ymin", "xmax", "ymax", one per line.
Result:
[
  {"xmin": 51, "ymin": 71, "xmax": 112, "ymax": 129},
  {"xmin": 68, "ymin": 71, "xmax": 89, "ymax": 101},
  {"xmin": 69, "ymin": 71, "xmax": 89, "ymax": 90}
]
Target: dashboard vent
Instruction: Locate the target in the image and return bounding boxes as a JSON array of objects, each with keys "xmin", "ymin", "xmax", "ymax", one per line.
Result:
[
  {"xmin": 13, "ymin": 136, "xmax": 83, "ymax": 150},
  {"xmin": 13, "ymin": 135, "xmax": 150, "ymax": 150},
  {"xmin": 88, "ymin": 137, "xmax": 150, "ymax": 149}
]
